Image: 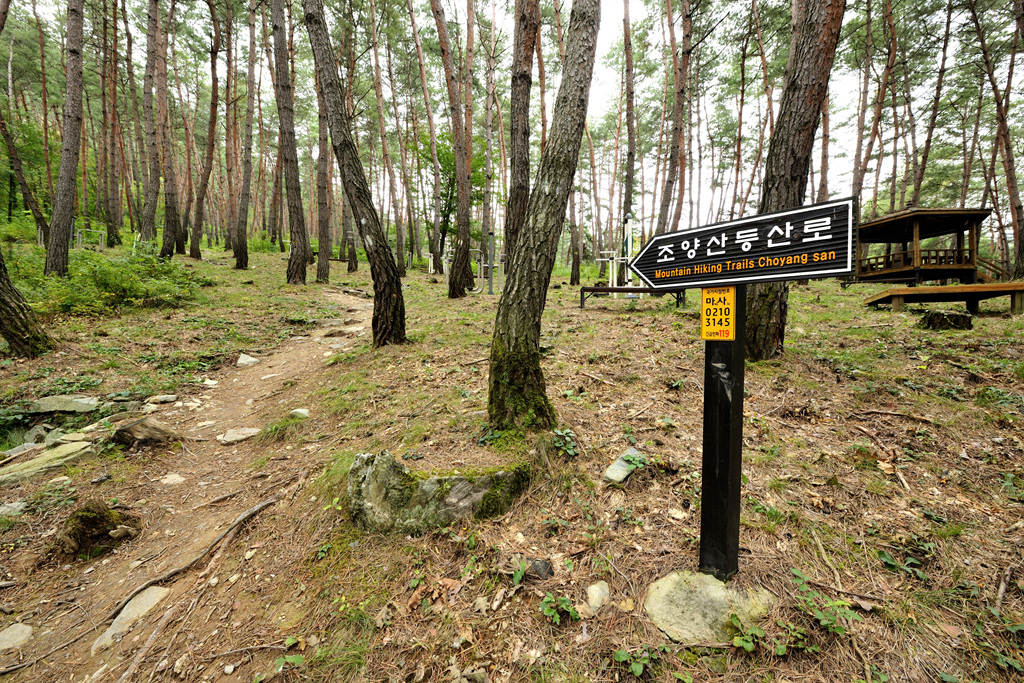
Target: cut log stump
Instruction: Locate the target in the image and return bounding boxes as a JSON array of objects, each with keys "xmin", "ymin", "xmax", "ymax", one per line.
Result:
[{"xmin": 917, "ymin": 310, "xmax": 972, "ymax": 331}]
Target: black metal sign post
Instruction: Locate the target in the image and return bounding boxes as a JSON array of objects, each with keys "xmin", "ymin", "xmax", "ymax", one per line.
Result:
[
  {"xmin": 628, "ymin": 198, "xmax": 857, "ymax": 581},
  {"xmin": 698, "ymin": 283, "xmax": 746, "ymax": 580}
]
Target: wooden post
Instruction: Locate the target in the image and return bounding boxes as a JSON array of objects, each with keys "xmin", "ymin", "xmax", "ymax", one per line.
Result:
[
  {"xmin": 891, "ymin": 295, "xmax": 904, "ymax": 312},
  {"xmin": 1012, "ymin": 291, "xmax": 1023, "ymax": 315},
  {"xmin": 912, "ymin": 219, "xmax": 921, "ymax": 283}
]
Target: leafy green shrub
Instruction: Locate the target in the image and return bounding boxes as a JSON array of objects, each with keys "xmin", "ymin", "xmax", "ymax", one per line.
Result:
[{"xmin": 13, "ymin": 246, "xmax": 213, "ymax": 315}]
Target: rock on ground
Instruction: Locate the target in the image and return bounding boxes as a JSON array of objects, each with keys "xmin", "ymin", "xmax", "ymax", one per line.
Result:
[
  {"xmin": 348, "ymin": 452, "xmax": 530, "ymax": 534},
  {"xmin": 27, "ymin": 396, "xmax": 100, "ymax": 413},
  {"xmin": 643, "ymin": 570, "xmax": 775, "ymax": 643},
  {"xmin": 216, "ymin": 428, "xmax": 261, "ymax": 445},
  {"xmin": 236, "ymin": 354, "xmax": 260, "ymax": 367},
  {"xmin": 92, "ymin": 586, "xmax": 171, "ymax": 655},
  {"xmin": 604, "ymin": 447, "xmax": 642, "ymax": 484},
  {"xmin": 0, "ymin": 442, "xmax": 95, "ymax": 486},
  {"xmin": 0, "ymin": 623, "xmax": 33, "ymax": 650}
]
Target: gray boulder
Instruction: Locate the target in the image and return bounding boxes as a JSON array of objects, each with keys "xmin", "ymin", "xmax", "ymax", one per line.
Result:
[
  {"xmin": 347, "ymin": 452, "xmax": 530, "ymax": 534},
  {"xmin": 644, "ymin": 570, "xmax": 775, "ymax": 643},
  {"xmin": 28, "ymin": 395, "xmax": 100, "ymax": 414}
]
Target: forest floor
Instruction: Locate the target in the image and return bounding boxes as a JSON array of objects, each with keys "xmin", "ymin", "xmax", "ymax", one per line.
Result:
[{"xmin": 0, "ymin": 247, "xmax": 1023, "ymax": 683}]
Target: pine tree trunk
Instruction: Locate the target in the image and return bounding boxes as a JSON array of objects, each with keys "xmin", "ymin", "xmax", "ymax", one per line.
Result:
[
  {"xmin": 429, "ymin": 0, "xmax": 473, "ymax": 296},
  {"xmin": 406, "ymin": 0, "xmax": 444, "ymax": 273},
  {"xmin": 488, "ymin": 0, "xmax": 599, "ymax": 431},
  {"xmin": 0, "ymin": 250, "xmax": 53, "ymax": 358},
  {"xmin": 191, "ymin": 0, "xmax": 221, "ymax": 260},
  {"xmin": 316, "ymin": 87, "xmax": 331, "ymax": 283},
  {"xmin": 622, "ymin": 0, "xmax": 636, "ymax": 235},
  {"xmin": 270, "ymin": 0, "xmax": 309, "ymax": 284},
  {"xmin": 0, "ymin": 109, "xmax": 49, "ymax": 240},
  {"xmin": 303, "ymin": 0, "xmax": 405, "ymax": 346},
  {"xmin": 655, "ymin": 0, "xmax": 683, "ymax": 236},
  {"xmin": 504, "ymin": 0, "xmax": 539, "ymax": 256},
  {"xmin": 31, "ymin": 0, "xmax": 54, "ymax": 206},
  {"xmin": 140, "ymin": 0, "xmax": 160, "ymax": 242},
  {"xmin": 44, "ymin": 0, "xmax": 84, "ymax": 277},
  {"xmin": 157, "ymin": 3, "xmax": 182, "ymax": 259},
  {"xmin": 745, "ymin": 0, "xmax": 845, "ymax": 361},
  {"xmin": 235, "ymin": 0, "xmax": 257, "ymax": 271}
]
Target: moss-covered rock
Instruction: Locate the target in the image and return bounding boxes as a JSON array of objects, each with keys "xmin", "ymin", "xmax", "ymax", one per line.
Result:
[{"xmin": 347, "ymin": 452, "xmax": 531, "ymax": 534}]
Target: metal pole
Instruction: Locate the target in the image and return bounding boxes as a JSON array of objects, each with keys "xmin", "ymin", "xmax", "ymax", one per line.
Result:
[{"xmin": 698, "ymin": 284, "xmax": 746, "ymax": 581}]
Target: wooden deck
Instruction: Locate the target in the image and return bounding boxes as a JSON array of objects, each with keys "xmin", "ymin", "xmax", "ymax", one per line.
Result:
[{"xmin": 864, "ymin": 282, "xmax": 1024, "ymax": 314}]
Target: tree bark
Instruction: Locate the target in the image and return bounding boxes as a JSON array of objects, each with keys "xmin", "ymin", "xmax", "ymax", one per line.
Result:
[
  {"xmin": 303, "ymin": 0, "xmax": 406, "ymax": 346},
  {"xmin": 0, "ymin": 109, "xmax": 49, "ymax": 240},
  {"xmin": 157, "ymin": 2, "xmax": 182, "ymax": 259},
  {"xmin": 504, "ymin": 0, "xmax": 539, "ymax": 256},
  {"xmin": 655, "ymin": 0, "xmax": 684, "ymax": 235},
  {"xmin": 271, "ymin": 0, "xmax": 309, "ymax": 284},
  {"xmin": 430, "ymin": 0, "xmax": 474, "ymax": 296},
  {"xmin": 488, "ymin": 0, "xmax": 600, "ymax": 431},
  {"xmin": 191, "ymin": 0, "xmax": 222, "ymax": 260},
  {"xmin": 744, "ymin": 0, "xmax": 845, "ymax": 361},
  {"xmin": 0, "ymin": 250, "xmax": 53, "ymax": 358},
  {"xmin": 235, "ymin": 0, "xmax": 257, "ymax": 270},
  {"xmin": 316, "ymin": 84, "xmax": 331, "ymax": 283},
  {"xmin": 140, "ymin": 0, "xmax": 161, "ymax": 242},
  {"xmin": 44, "ymin": 0, "xmax": 84, "ymax": 277},
  {"xmin": 406, "ymin": 0, "xmax": 444, "ymax": 273},
  {"xmin": 622, "ymin": 0, "xmax": 636, "ymax": 266}
]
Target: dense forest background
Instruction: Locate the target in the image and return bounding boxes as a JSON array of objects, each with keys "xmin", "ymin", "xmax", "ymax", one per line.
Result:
[{"xmin": 0, "ymin": 0, "xmax": 1021, "ymax": 278}]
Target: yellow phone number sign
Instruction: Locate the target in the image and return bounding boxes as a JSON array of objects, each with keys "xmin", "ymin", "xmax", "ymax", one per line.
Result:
[{"xmin": 701, "ymin": 286, "xmax": 736, "ymax": 341}]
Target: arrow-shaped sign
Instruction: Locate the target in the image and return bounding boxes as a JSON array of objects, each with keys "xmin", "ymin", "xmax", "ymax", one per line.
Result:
[{"xmin": 628, "ymin": 198, "xmax": 857, "ymax": 290}]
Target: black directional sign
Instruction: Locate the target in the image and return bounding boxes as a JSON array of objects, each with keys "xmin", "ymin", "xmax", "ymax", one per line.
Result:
[{"xmin": 629, "ymin": 198, "xmax": 857, "ymax": 289}]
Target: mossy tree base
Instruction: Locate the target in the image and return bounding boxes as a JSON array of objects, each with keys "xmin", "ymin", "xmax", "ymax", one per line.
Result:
[
  {"xmin": 54, "ymin": 500, "xmax": 139, "ymax": 559},
  {"xmin": 488, "ymin": 342, "xmax": 556, "ymax": 432}
]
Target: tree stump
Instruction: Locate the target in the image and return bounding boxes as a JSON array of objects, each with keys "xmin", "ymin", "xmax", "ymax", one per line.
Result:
[{"xmin": 917, "ymin": 310, "xmax": 972, "ymax": 331}]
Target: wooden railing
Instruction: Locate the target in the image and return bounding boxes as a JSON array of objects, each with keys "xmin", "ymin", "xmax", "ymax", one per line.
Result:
[
  {"xmin": 918, "ymin": 248, "xmax": 970, "ymax": 266},
  {"xmin": 978, "ymin": 256, "xmax": 1009, "ymax": 282},
  {"xmin": 859, "ymin": 248, "xmax": 977, "ymax": 274},
  {"xmin": 859, "ymin": 250, "xmax": 913, "ymax": 273}
]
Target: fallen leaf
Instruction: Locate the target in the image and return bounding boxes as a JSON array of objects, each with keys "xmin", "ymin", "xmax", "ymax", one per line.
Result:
[{"xmin": 935, "ymin": 622, "xmax": 963, "ymax": 638}]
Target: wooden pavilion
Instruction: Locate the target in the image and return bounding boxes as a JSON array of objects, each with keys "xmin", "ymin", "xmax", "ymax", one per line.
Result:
[{"xmin": 854, "ymin": 207, "xmax": 1006, "ymax": 284}]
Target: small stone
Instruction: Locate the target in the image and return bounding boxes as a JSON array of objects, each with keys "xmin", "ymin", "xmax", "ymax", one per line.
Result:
[
  {"xmin": 574, "ymin": 602, "xmax": 596, "ymax": 619},
  {"xmin": 0, "ymin": 501, "xmax": 27, "ymax": 516},
  {"xmin": 587, "ymin": 581, "xmax": 610, "ymax": 612},
  {"xmin": 43, "ymin": 429, "xmax": 67, "ymax": 446},
  {"xmin": 202, "ymin": 379, "xmax": 219, "ymax": 387},
  {"xmin": 160, "ymin": 473, "xmax": 186, "ymax": 485},
  {"xmin": 208, "ymin": 577, "xmax": 219, "ymax": 587},
  {"xmin": 23, "ymin": 425, "xmax": 48, "ymax": 443},
  {"xmin": 228, "ymin": 573, "xmax": 240, "ymax": 584},
  {"xmin": 307, "ymin": 634, "xmax": 320, "ymax": 647},
  {"xmin": 141, "ymin": 404, "xmax": 159, "ymax": 414},
  {"xmin": 48, "ymin": 476, "xmax": 71, "ymax": 486},
  {"xmin": 236, "ymin": 354, "xmax": 260, "ymax": 367},
  {"xmin": 109, "ymin": 525, "xmax": 138, "ymax": 540},
  {"xmin": 217, "ymin": 428, "xmax": 260, "ymax": 445},
  {"xmin": 289, "ymin": 409, "xmax": 310, "ymax": 419},
  {"xmin": 604, "ymin": 447, "xmax": 643, "ymax": 484},
  {"xmin": 146, "ymin": 394, "xmax": 178, "ymax": 404},
  {"xmin": 244, "ymin": 549, "xmax": 257, "ymax": 560},
  {"xmin": 0, "ymin": 623, "xmax": 33, "ymax": 650},
  {"xmin": 224, "ymin": 664, "xmax": 235, "ymax": 675}
]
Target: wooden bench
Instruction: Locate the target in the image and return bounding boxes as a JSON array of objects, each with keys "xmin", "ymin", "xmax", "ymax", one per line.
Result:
[
  {"xmin": 864, "ymin": 283, "xmax": 1024, "ymax": 314},
  {"xmin": 580, "ymin": 286, "xmax": 686, "ymax": 309}
]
